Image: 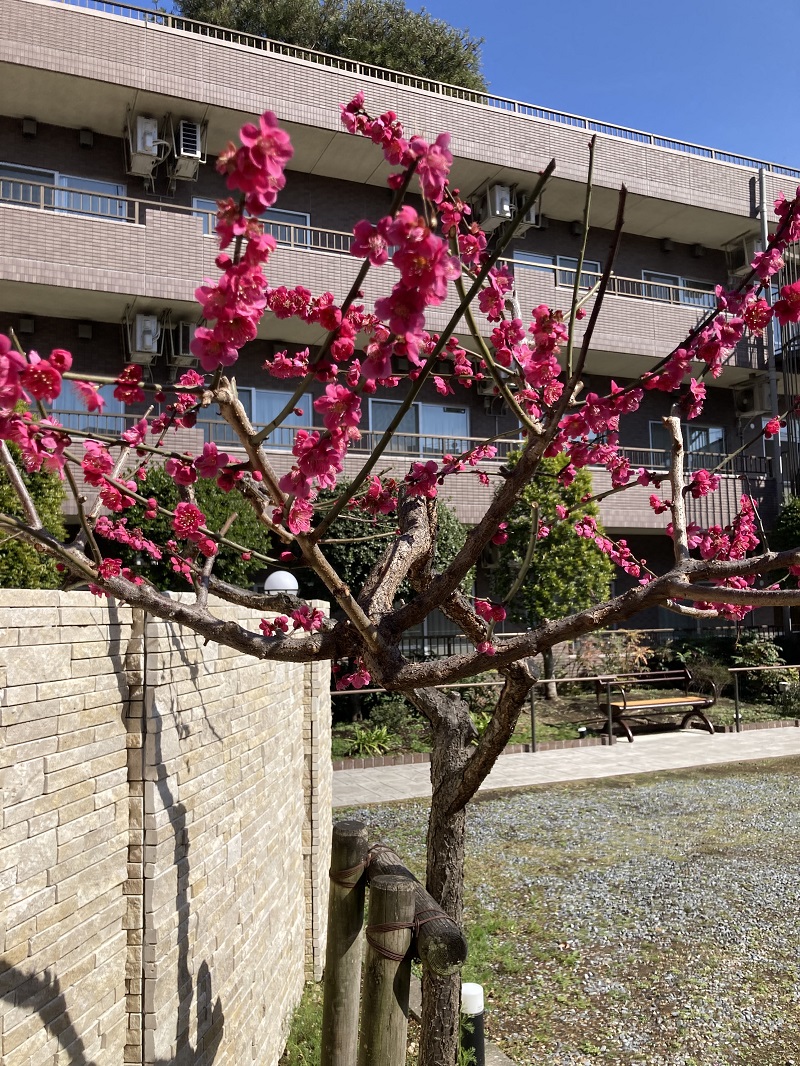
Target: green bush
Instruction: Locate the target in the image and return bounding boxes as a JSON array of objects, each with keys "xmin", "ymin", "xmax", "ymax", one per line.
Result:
[
  {"xmin": 104, "ymin": 466, "xmax": 274, "ymax": 589},
  {"xmin": 0, "ymin": 445, "xmax": 66, "ymax": 588},
  {"xmin": 731, "ymin": 635, "xmax": 792, "ymax": 701}
]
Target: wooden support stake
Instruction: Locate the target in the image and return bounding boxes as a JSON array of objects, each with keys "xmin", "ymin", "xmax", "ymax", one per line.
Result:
[
  {"xmin": 321, "ymin": 820, "xmax": 369, "ymax": 1066},
  {"xmin": 357, "ymin": 874, "xmax": 414, "ymax": 1066},
  {"xmin": 366, "ymin": 844, "xmax": 468, "ymax": 976}
]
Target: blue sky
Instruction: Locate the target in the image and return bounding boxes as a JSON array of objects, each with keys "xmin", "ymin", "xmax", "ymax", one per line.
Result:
[
  {"xmin": 145, "ymin": 0, "xmax": 800, "ymax": 168},
  {"xmin": 418, "ymin": 0, "xmax": 800, "ymax": 168}
]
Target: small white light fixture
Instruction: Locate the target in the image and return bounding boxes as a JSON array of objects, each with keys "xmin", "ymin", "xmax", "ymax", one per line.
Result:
[
  {"xmin": 461, "ymin": 984, "xmax": 484, "ymax": 1015},
  {"xmin": 263, "ymin": 570, "xmax": 299, "ymax": 595}
]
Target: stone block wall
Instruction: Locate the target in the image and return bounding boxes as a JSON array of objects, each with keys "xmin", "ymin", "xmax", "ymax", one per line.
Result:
[{"xmin": 0, "ymin": 592, "xmax": 332, "ymax": 1066}]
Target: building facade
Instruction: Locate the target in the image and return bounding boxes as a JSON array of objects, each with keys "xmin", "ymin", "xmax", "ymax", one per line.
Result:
[{"xmin": 1, "ymin": 0, "xmax": 796, "ymax": 635}]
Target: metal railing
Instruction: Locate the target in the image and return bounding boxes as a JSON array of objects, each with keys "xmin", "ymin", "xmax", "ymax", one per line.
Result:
[
  {"xmin": 52, "ymin": 0, "xmax": 800, "ymax": 180},
  {"xmin": 0, "ymin": 178, "xmax": 132, "ymax": 222},
  {"xmin": 1, "ymin": 179, "xmax": 735, "ymax": 314},
  {"xmin": 512, "ymin": 261, "xmax": 718, "ymax": 309},
  {"xmin": 51, "ymin": 410, "xmax": 772, "ymax": 482}
]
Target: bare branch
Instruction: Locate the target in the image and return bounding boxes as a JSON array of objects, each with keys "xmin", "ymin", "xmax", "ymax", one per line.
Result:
[
  {"xmin": 566, "ymin": 135, "xmax": 597, "ymax": 379},
  {"xmin": 665, "ymin": 414, "xmax": 689, "ymax": 564},
  {"xmin": 0, "ymin": 442, "xmax": 41, "ymax": 529}
]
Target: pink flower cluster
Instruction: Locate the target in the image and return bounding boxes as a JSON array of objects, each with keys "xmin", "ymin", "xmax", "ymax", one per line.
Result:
[
  {"xmin": 189, "ymin": 113, "xmax": 294, "ymax": 373},
  {"xmin": 340, "ymin": 93, "xmax": 453, "ymax": 205},
  {"xmin": 95, "ymin": 516, "xmax": 162, "ymax": 561},
  {"xmin": 475, "ymin": 599, "xmax": 507, "ymax": 623},
  {"xmin": 171, "ymin": 501, "xmax": 217, "ymax": 558}
]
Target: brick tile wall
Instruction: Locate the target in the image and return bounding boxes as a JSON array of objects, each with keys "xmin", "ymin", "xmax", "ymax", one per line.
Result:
[{"xmin": 0, "ymin": 591, "xmax": 331, "ymax": 1066}]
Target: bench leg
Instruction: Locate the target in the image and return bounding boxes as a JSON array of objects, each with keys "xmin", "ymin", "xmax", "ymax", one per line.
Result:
[
  {"xmin": 615, "ymin": 715, "xmax": 635, "ymax": 743},
  {"xmin": 679, "ymin": 710, "xmax": 715, "ymax": 736}
]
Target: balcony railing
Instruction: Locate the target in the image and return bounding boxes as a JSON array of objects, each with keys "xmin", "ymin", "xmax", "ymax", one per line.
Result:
[
  {"xmin": 0, "ymin": 178, "xmax": 132, "ymax": 222},
  {"xmin": 50, "ymin": 410, "xmax": 772, "ymax": 480},
  {"xmin": 2, "ymin": 180, "xmax": 730, "ymax": 314},
  {"xmin": 52, "ymin": 0, "xmax": 800, "ymax": 180}
]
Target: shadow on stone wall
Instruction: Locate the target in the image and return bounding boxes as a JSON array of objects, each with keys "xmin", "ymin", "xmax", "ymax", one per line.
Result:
[{"xmin": 0, "ymin": 960, "xmax": 223, "ymax": 1065}]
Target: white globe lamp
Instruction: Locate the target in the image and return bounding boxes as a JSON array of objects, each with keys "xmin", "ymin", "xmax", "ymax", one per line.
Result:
[{"xmin": 263, "ymin": 570, "xmax": 299, "ymax": 595}]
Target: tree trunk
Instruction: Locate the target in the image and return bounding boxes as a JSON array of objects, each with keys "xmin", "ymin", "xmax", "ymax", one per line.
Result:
[
  {"xmin": 416, "ymin": 692, "xmax": 473, "ymax": 1066},
  {"xmin": 420, "ymin": 797, "xmax": 465, "ymax": 1066},
  {"xmin": 542, "ymin": 647, "xmax": 557, "ymax": 700}
]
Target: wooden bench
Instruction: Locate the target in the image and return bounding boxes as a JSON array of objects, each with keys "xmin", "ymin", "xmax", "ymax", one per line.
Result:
[{"xmin": 592, "ymin": 668, "xmax": 716, "ymax": 743}]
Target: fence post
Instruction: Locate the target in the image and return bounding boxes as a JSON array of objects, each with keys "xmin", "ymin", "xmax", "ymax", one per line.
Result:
[
  {"xmin": 366, "ymin": 844, "xmax": 468, "ymax": 975},
  {"xmin": 321, "ymin": 820, "xmax": 369, "ymax": 1066},
  {"xmin": 605, "ymin": 679, "xmax": 615, "ymax": 744},
  {"xmin": 530, "ymin": 687, "xmax": 537, "ymax": 753},
  {"xmin": 357, "ymin": 874, "xmax": 414, "ymax": 1066},
  {"xmin": 733, "ymin": 672, "xmax": 742, "ymax": 733}
]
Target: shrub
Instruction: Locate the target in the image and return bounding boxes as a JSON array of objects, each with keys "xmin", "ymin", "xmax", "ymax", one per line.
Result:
[
  {"xmin": 731, "ymin": 635, "xmax": 792, "ymax": 701},
  {"xmin": 0, "ymin": 443, "xmax": 66, "ymax": 588}
]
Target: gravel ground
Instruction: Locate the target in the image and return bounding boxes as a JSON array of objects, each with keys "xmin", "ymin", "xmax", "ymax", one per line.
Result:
[{"xmin": 343, "ymin": 757, "xmax": 800, "ymax": 1066}]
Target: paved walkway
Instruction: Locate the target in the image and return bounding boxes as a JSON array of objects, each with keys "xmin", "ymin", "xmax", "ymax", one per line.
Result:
[{"xmin": 332, "ymin": 727, "xmax": 800, "ymax": 807}]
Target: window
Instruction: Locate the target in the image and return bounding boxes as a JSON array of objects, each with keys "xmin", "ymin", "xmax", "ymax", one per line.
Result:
[
  {"xmin": 649, "ymin": 421, "xmax": 725, "ymax": 468},
  {"xmin": 248, "ymin": 388, "xmax": 313, "ymax": 448},
  {"xmin": 51, "ymin": 380, "xmax": 126, "ymax": 434},
  {"xmin": 192, "ymin": 196, "xmax": 217, "ymax": 235},
  {"xmin": 557, "ymin": 255, "xmax": 600, "ymax": 289},
  {"xmin": 642, "ymin": 270, "xmax": 715, "ymax": 308},
  {"xmin": 0, "ymin": 163, "xmax": 54, "ymax": 207},
  {"xmin": 512, "ymin": 251, "xmax": 555, "ymax": 274},
  {"xmin": 369, "ymin": 400, "xmax": 469, "ymax": 456},
  {"xmin": 261, "ymin": 207, "xmax": 310, "ymax": 247},
  {"xmin": 56, "ymin": 174, "xmax": 127, "ymax": 219},
  {"xmin": 0, "ymin": 163, "xmax": 126, "ymax": 219},
  {"xmin": 192, "ymin": 198, "xmax": 309, "ymax": 245}
]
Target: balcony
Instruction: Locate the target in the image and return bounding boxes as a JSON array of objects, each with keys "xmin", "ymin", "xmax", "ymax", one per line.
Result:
[
  {"xmin": 55, "ymin": 406, "xmax": 770, "ymax": 531},
  {"xmin": 3, "ymin": 0, "xmax": 796, "ymax": 253},
  {"xmin": 0, "ymin": 180, "xmax": 760, "ymax": 374}
]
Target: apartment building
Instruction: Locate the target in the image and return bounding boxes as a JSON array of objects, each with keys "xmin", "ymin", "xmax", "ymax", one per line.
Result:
[{"xmin": 1, "ymin": 0, "xmax": 796, "ymax": 634}]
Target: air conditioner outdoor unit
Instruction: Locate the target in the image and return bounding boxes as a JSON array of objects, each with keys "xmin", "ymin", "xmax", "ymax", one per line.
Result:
[
  {"xmin": 735, "ymin": 382, "xmax": 771, "ymax": 417},
  {"xmin": 730, "ymin": 236, "xmax": 762, "ymax": 277},
  {"xmin": 513, "ymin": 194, "xmax": 542, "ymax": 235},
  {"xmin": 131, "ymin": 313, "xmax": 160, "ymax": 365},
  {"xmin": 171, "ymin": 120, "xmax": 204, "ymax": 181},
  {"xmin": 479, "ymin": 184, "xmax": 513, "ymax": 233},
  {"xmin": 477, "ymin": 379, "xmax": 498, "ymax": 397},
  {"xmin": 126, "ymin": 115, "xmax": 162, "ymax": 179},
  {"xmin": 178, "ymin": 120, "xmax": 202, "ymax": 159},
  {"xmin": 170, "ymin": 322, "xmax": 198, "ymax": 366}
]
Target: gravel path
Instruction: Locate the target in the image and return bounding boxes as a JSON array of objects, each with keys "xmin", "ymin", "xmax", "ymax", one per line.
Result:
[{"xmin": 343, "ymin": 757, "xmax": 800, "ymax": 1066}]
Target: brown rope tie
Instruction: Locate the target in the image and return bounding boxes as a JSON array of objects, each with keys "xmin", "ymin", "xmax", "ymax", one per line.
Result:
[
  {"xmin": 329, "ymin": 860, "xmax": 366, "ymax": 888},
  {"xmin": 365, "ymin": 921, "xmax": 415, "ymax": 961},
  {"xmin": 413, "ymin": 907, "xmax": 458, "ymax": 933}
]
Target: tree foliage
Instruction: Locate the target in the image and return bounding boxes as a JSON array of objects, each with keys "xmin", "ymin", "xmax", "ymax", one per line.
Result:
[
  {"xmin": 303, "ymin": 486, "xmax": 468, "ymax": 604},
  {"xmin": 175, "ymin": 0, "xmax": 487, "ymax": 90},
  {"xmin": 103, "ymin": 466, "xmax": 274, "ymax": 589},
  {"xmin": 491, "ymin": 454, "xmax": 614, "ymax": 627},
  {"xmin": 0, "ymin": 448, "xmax": 65, "ymax": 588},
  {"xmin": 771, "ymin": 495, "xmax": 800, "ymax": 553}
]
